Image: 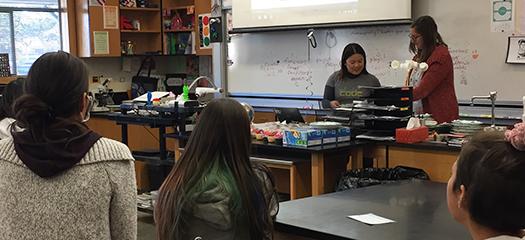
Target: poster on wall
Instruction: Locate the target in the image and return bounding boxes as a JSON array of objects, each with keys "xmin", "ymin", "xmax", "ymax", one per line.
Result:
[
  {"xmin": 93, "ymin": 31, "xmax": 110, "ymax": 55},
  {"xmin": 103, "ymin": 6, "xmax": 119, "ymax": 29},
  {"xmin": 491, "ymin": 0, "xmax": 515, "ymax": 32},
  {"xmin": 198, "ymin": 14, "xmax": 212, "ymax": 49},
  {"xmin": 506, "ymin": 36, "xmax": 525, "ymax": 63}
]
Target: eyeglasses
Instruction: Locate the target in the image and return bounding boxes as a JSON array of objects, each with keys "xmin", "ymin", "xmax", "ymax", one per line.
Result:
[{"xmin": 409, "ymin": 34, "xmax": 422, "ymax": 41}]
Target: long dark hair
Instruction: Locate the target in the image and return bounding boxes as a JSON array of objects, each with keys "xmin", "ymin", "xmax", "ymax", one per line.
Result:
[
  {"xmin": 0, "ymin": 77, "xmax": 24, "ymax": 120},
  {"xmin": 454, "ymin": 132, "xmax": 525, "ymax": 234},
  {"xmin": 338, "ymin": 43, "xmax": 369, "ymax": 80},
  {"xmin": 13, "ymin": 51, "xmax": 89, "ymax": 142},
  {"xmin": 410, "ymin": 15, "xmax": 447, "ymax": 62},
  {"xmin": 155, "ymin": 98, "xmax": 273, "ymax": 240}
]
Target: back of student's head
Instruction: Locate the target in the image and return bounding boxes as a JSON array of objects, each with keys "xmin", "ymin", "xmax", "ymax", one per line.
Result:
[
  {"xmin": 156, "ymin": 98, "xmax": 272, "ymax": 240},
  {"xmin": 13, "ymin": 51, "xmax": 89, "ymax": 140},
  {"xmin": 453, "ymin": 131, "xmax": 525, "ymax": 233},
  {"xmin": 0, "ymin": 78, "xmax": 24, "ymax": 120}
]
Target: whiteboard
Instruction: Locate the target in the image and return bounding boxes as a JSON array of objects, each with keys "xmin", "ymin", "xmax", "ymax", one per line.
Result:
[
  {"xmin": 227, "ymin": 0, "xmax": 525, "ymax": 101},
  {"xmin": 227, "ymin": 25, "xmax": 412, "ymax": 98},
  {"xmin": 232, "ymin": 0, "xmax": 411, "ymax": 29}
]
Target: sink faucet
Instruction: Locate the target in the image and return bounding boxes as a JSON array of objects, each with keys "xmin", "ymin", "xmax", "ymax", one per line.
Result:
[{"xmin": 470, "ymin": 91, "xmax": 497, "ymax": 127}]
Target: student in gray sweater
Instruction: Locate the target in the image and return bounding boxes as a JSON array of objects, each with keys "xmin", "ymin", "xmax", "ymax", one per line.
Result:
[
  {"xmin": 322, "ymin": 43, "xmax": 381, "ymax": 109},
  {"xmin": 0, "ymin": 51, "xmax": 137, "ymax": 240}
]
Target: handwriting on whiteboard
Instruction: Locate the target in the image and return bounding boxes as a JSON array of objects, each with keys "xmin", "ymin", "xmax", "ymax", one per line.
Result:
[
  {"xmin": 449, "ymin": 48, "xmax": 479, "ymax": 86},
  {"xmin": 259, "ymin": 56, "xmax": 337, "ymax": 88}
]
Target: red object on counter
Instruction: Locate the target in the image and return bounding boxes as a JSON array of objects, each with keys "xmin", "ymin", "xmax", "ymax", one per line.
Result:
[{"xmin": 396, "ymin": 126, "xmax": 429, "ymax": 144}]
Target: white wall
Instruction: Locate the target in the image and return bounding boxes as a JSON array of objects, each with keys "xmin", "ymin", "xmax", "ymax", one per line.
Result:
[{"xmin": 84, "ymin": 55, "xmax": 212, "ymax": 93}]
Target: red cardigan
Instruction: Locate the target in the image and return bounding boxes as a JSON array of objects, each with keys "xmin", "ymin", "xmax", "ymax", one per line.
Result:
[{"xmin": 413, "ymin": 45, "xmax": 459, "ymax": 123}]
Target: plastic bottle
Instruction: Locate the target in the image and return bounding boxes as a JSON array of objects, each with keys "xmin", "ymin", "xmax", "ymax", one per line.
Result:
[
  {"xmin": 182, "ymin": 83, "xmax": 189, "ymax": 101},
  {"xmin": 147, "ymin": 91, "xmax": 152, "ymax": 105}
]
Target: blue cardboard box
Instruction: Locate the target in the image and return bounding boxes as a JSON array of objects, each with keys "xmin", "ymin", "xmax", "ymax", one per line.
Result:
[
  {"xmin": 337, "ymin": 127, "xmax": 351, "ymax": 142},
  {"xmin": 321, "ymin": 129, "xmax": 338, "ymax": 144},
  {"xmin": 284, "ymin": 128, "xmax": 323, "ymax": 147}
]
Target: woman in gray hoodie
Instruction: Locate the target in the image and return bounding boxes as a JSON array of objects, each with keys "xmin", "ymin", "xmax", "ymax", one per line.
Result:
[{"xmin": 0, "ymin": 51, "xmax": 137, "ymax": 240}]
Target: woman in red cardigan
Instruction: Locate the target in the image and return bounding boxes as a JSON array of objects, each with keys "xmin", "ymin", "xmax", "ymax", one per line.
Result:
[{"xmin": 406, "ymin": 16, "xmax": 459, "ymax": 123}]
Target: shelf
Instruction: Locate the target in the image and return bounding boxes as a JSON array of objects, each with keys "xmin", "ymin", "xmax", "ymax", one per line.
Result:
[
  {"xmin": 121, "ymin": 29, "xmax": 161, "ymax": 33},
  {"xmin": 120, "ymin": 7, "xmax": 160, "ymax": 12},
  {"xmin": 166, "ymin": 5, "xmax": 194, "ymax": 10},
  {"xmin": 164, "ymin": 29, "xmax": 194, "ymax": 33}
]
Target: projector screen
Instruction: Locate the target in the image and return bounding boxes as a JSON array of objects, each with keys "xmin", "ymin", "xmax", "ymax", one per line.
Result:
[{"xmin": 232, "ymin": 0, "xmax": 411, "ymax": 30}]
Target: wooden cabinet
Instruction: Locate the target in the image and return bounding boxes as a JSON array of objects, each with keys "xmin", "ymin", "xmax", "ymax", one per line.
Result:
[
  {"xmin": 74, "ymin": 0, "xmax": 211, "ymax": 57},
  {"xmin": 75, "ymin": 0, "xmax": 121, "ymax": 57},
  {"xmin": 119, "ymin": 1, "xmax": 163, "ymax": 55},
  {"xmin": 162, "ymin": 0, "xmax": 212, "ymax": 56}
]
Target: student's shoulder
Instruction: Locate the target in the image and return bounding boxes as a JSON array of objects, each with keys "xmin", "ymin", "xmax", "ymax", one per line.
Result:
[
  {"xmin": 429, "ymin": 45, "xmax": 452, "ymax": 64},
  {"xmin": 80, "ymin": 137, "xmax": 134, "ymax": 165},
  {"xmin": 326, "ymin": 71, "xmax": 341, "ymax": 85}
]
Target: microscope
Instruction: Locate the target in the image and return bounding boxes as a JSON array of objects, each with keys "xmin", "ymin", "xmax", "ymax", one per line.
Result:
[{"xmin": 92, "ymin": 78, "xmax": 114, "ymax": 112}]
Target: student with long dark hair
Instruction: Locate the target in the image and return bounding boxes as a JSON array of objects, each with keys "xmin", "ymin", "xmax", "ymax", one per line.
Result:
[
  {"xmin": 322, "ymin": 43, "xmax": 380, "ymax": 109},
  {"xmin": 0, "ymin": 77, "xmax": 23, "ymax": 139},
  {"xmin": 447, "ymin": 125, "xmax": 525, "ymax": 240},
  {"xmin": 407, "ymin": 15, "xmax": 459, "ymax": 123},
  {"xmin": 155, "ymin": 98, "xmax": 278, "ymax": 240},
  {"xmin": 0, "ymin": 51, "xmax": 137, "ymax": 239}
]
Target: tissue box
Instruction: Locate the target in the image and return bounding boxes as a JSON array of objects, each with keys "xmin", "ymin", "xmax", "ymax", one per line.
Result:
[
  {"xmin": 321, "ymin": 129, "xmax": 338, "ymax": 144},
  {"xmin": 284, "ymin": 128, "xmax": 322, "ymax": 147},
  {"xmin": 395, "ymin": 126, "xmax": 429, "ymax": 144},
  {"xmin": 337, "ymin": 127, "xmax": 352, "ymax": 142}
]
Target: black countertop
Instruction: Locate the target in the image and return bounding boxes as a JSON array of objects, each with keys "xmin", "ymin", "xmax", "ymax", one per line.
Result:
[
  {"xmin": 384, "ymin": 141, "xmax": 462, "ymax": 152},
  {"xmin": 276, "ymin": 180, "xmax": 470, "ymax": 240},
  {"xmin": 252, "ymin": 140, "xmax": 370, "ymax": 153}
]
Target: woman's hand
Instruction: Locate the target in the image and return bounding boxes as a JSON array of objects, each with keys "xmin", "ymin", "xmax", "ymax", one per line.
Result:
[{"xmin": 330, "ymin": 100, "xmax": 341, "ymax": 108}]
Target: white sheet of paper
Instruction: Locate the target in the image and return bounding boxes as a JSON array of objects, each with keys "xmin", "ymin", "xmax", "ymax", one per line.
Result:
[
  {"xmin": 347, "ymin": 213, "xmax": 395, "ymax": 225},
  {"xmin": 133, "ymin": 91, "xmax": 170, "ymax": 102}
]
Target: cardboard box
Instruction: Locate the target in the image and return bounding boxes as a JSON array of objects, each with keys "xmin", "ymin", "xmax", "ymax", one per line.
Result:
[
  {"xmin": 284, "ymin": 128, "xmax": 322, "ymax": 147},
  {"xmin": 337, "ymin": 127, "xmax": 351, "ymax": 142},
  {"xmin": 321, "ymin": 129, "xmax": 338, "ymax": 144},
  {"xmin": 395, "ymin": 126, "xmax": 429, "ymax": 143}
]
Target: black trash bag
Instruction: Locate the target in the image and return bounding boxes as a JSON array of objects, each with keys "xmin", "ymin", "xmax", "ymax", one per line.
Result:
[{"xmin": 335, "ymin": 166, "xmax": 430, "ymax": 192}]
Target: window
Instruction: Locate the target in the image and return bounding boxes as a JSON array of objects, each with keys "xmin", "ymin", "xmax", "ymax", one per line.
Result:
[{"xmin": 0, "ymin": 0, "xmax": 62, "ymax": 75}]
